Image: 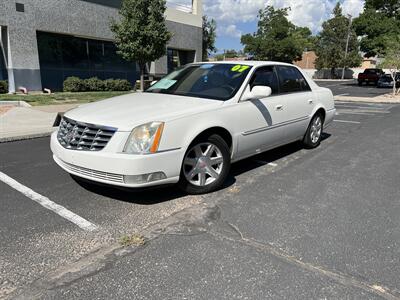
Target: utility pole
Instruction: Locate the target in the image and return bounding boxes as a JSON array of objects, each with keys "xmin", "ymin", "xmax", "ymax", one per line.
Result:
[{"xmin": 341, "ymin": 14, "xmax": 352, "ymax": 80}]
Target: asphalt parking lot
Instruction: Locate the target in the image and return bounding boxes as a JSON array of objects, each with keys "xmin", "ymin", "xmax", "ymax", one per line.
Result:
[
  {"xmin": 317, "ymin": 80, "xmax": 391, "ymax": 97},
  {"xmin": 1, "ymin": 100, "xmax": 400, "ymax": 299}
]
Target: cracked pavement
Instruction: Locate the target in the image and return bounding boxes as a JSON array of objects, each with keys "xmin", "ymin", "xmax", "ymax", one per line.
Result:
[{"xmin": 1, "ymin": 101, "xmax": 400, "ymax": 299}]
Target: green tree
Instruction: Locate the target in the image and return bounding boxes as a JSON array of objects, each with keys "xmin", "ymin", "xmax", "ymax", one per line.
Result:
[
  {"xmin": 224, "ymin": 49, "xmax": 239, "ymax": 58},
  {"xmin": 202, "ymin": 16, "xmax": 217, "ymax": 61},
  {"xmin": 111, "ymin": 0, "xmax": 172, "ymax": 90},
  {"xmin": 214, "ymin": 54, "xmax": 225, "ymax": 61},
  {"xmin": 353, "ymin": 0, "xmax": 400, "ymax": 57},
  {"xmin": 241, "ymin": 6, "xmax": 312, "ymax": 63},
  {"xmin": 380, "ymin": 36, "xmax": 400, "ymax": 96},
  {"xmin": 315, "ymin": 3, "xmax": 362, "ymax": 78}
]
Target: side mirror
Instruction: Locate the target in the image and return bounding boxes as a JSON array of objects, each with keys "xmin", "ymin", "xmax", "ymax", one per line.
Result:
[{"xmin": 242, "ymin": 85, "xmax": 272, "ymax": 101}]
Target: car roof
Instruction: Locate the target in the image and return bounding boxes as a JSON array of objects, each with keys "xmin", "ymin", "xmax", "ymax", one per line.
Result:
[{"xmin": 195, "ymin": 61, "xmax": 295, "ymax": 67}]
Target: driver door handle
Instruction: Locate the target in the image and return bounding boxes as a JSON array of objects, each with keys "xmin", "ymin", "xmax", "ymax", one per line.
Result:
[{"xmin": 275, "ymin": 104, "xmax": 284, "ymax": 111}]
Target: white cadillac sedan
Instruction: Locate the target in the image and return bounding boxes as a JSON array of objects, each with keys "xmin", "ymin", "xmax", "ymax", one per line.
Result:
[{"xmin": 51, "ymin": 61, "xmax": 335, "ymax": 194}]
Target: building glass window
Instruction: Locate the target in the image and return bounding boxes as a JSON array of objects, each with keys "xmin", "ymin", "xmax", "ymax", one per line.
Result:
[
  {"xmin": 167, "ymin": 48, "xmax": 195, "ymax": 73},
  {"xmin": 36, "ymin": 31, "xmax": 138, "ymax": 91},
  {"xmin": 0, "ymin": 37, "xmax": 8, "ymax": 80},
  {"xmin": 0, "ymin": 43, "xmax": 7, "ymax": 81},
  {"xmin": 167, "ymin": 49, "xmax": 180, "ymax": 72}
]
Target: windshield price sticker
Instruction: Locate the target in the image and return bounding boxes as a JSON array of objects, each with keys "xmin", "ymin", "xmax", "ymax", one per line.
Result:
[
  {"xmin": 231, "ymin": 65, "xmax": 250, "ymax": 72},
  {"xmin": 150, "ymin": 79, "xmax": 177, "ymax": 90}
]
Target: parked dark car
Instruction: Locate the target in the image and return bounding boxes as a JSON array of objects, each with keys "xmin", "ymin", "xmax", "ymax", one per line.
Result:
[
  {"xmin": 358, "ymin": 68, "xmax": 384, "ymax": 86},
  {"xmin": 377, "ymin": 73, "xmax": 400, "ymax": 88},
  {"xmin": 377, "ymin": 74, "xmax": 394, "ymax": 88}
]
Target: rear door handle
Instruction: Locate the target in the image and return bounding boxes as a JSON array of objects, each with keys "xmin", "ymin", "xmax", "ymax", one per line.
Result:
[
  {"xmin": 275, "ymin": 104, "xmax": 284, "ymax": 111},
  {"xmin": 308, "ymin": 99, "xmax": 313, "ymax": 104}
]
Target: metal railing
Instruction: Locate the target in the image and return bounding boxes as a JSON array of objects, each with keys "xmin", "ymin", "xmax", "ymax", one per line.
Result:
[{"xmin": 167, "ymin": 1, "xmax": 192, "ymax": 13}]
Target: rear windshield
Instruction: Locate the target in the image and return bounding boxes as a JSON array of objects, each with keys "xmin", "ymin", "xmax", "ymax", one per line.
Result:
[{"xmin": 365, "ymin": 69, "xmax": 382, "ymax": 74}]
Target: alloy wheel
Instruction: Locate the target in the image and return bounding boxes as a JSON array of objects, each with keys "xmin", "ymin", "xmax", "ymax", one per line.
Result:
[
  {"xmin": 310, "ymin": 116, "xmax": 322, "ymax": 144},
  {"xmin": 183, "ymin": 143, "xmax": 224, "ymax": 187}
]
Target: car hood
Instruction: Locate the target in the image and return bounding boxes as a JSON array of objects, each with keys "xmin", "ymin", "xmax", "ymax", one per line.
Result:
[{"xmin": 64, "ymin": 92, "xmax": 223, "ymax": 131}]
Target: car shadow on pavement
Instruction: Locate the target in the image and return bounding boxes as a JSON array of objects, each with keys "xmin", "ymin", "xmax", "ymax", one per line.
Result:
[
  {"xmin": 73, "ymin": 133, "xmax": 331, "ymax": 205},
  {"xmin": 72, "ymin": 175, "xmax": 187, "ymax": 205},
  {"xmin": 226, "ymin": 133, "xmax": 331, "ymax": 185}
]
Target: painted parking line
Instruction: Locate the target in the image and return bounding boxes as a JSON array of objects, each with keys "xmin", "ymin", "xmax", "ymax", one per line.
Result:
[
  {"xmin": 334, "ymin": 120, "xmax": 361, "ymax": 124},
  {"xmin": 336, "ymin": 111, "xmax": 375, "ymax": 116},
  {"xmin": 324, "ymin": 83, "xmax": 343, "ymax": 88},
  {"xmin": 0, "ymin": 171, "xmax": 98, "ymax": 232},
  {"xmin": 338, "ymin": 109, "xmax": 390, "ymax": 114}
]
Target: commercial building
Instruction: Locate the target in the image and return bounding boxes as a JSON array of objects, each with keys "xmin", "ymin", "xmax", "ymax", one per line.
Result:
[
  {"xmin": 293, "ymin": 51, "xmax": 317, "ymax": 70},
  {"xmin": 0, "ymin": 0, "xmax": 203, "ymax": 92}
]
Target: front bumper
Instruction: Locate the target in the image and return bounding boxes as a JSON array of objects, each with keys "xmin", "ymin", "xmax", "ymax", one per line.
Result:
[{"xmin": 50, "ymin": 131, "xmax": 183, "ymax": 188}]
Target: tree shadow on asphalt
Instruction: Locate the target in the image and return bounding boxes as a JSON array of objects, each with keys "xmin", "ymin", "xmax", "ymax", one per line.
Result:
[{"xmin": 73, "ymin": 133, "xmax": 331, "ymax": 205}]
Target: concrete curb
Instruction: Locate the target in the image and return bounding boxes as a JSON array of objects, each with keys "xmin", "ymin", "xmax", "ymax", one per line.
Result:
[
  {"xmin": 0, "ymin": 100, "xmax": 32, "ymax": 107},
  {"xmin": 314, "ymin": 79, "xmax": 354, "ymax": 82},
  {"xmin": 0, "ymin": 131, "xmax": 53, "ymax": 143},
  {"xmin": 334, "ymin": 95, "xmax": 400, "ymax": 104}
]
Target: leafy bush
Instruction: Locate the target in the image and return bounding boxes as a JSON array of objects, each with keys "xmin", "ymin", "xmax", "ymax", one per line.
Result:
[
  {"xmin": 63, "ymin": 77, "xmax": 132, "ymax": 92},
  {"xmin": 111, "ymin": 79, "xmax": 132, "ymax": 91},
  {"xmin": 103, "ymin": 79, "xmax": 115, "ymax": 91},
  {"xmin": 63, "ymin": 77, "xmax": 84, "ymax": 92},
  {"xmin": 0, "ymin": 80, "xmax": 8, "ymax": 94},
  {"xmin": 83, "ymin": 77, "xmax": 104, "ymax": 92}
]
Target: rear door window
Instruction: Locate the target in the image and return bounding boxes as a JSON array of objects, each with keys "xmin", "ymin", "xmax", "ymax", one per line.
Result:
[{"xmin": 276, "ymin": 66, "xmax": 311, "ymax": 93}]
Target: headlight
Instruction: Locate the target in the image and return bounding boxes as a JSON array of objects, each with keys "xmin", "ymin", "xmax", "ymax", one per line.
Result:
[{"xmin": 123, "ymin": 122, "xmax": 164, "ymax": 154}]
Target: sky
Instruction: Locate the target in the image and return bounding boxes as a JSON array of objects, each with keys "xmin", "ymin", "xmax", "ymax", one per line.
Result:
[{"xmin": 199, "ymin": 0, "xmax": 366, "ymax": 52}]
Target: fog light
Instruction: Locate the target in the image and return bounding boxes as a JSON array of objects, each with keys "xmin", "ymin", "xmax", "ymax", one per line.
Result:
[{"xmin": 124, "ymin": 172, "xmax": 167, "ymax": 184}]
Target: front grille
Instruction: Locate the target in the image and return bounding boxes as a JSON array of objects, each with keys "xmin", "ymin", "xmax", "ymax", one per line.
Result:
[
  {"xmin": 57, "ymin": 117, "xmax": 117, "ymax": 151},
  {"xmin": 55, "ymin": 157, "xmax": 124, "ymax": 183}
]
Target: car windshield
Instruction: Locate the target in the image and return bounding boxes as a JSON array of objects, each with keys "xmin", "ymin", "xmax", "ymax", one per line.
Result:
[{"xmin": 146, "ymin": 63, "xmax": 252, "ymax": 100}]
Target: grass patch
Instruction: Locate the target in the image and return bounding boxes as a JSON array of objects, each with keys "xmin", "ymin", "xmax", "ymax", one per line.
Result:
[
  {"xmin": 0, "ymin": 91, "xmax": 132, "ymax": 106},
  {"xmin": 119, "ymin": 234, "xmax": 145, "ymax": 247}
]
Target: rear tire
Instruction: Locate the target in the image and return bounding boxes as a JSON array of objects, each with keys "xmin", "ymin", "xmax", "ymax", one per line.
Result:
[
  {"xmin": 303, "ymin": 113, "xmax": 324, "ymax": 149},
  {"xmin": 178, "ymin": 134, "xmax": 231, "ymax": 195}
]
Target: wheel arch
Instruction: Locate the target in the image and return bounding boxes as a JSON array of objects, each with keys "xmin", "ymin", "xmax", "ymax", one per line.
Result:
[
  {"xmin": 315, "ymin": 107, "xmax": 326, "ymax": 122},
  {"xmin": 188, "ymin": 126, "xmax": 233, "ymax": 151},
  {"xmin": 311, "ymin": 106, "xmax": 326, "ymax": 123}
]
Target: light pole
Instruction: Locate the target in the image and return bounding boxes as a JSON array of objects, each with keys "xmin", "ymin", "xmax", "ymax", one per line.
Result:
[{"xmin": 341, "ymin": 14, "xmax": 352, "ymax": 80}]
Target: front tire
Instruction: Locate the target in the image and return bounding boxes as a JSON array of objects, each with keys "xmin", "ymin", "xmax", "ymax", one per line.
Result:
[
  {"xmin": 178, "ymin": 134, "xmax": 231, "ymax": 194},
  {"xmin": 303, "ymin": 113, "xmax": 323, "ymax": 149}
]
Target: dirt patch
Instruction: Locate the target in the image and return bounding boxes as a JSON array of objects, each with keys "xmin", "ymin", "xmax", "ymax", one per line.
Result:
[{"xmin": 0, "ymin": 106, "xmax": 13, "ymax": 115}]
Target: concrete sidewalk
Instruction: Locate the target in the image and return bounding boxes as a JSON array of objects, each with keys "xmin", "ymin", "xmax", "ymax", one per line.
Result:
[{"xmin": 0, "ymin": 104, "xmax": 79, "ymax": 142}]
